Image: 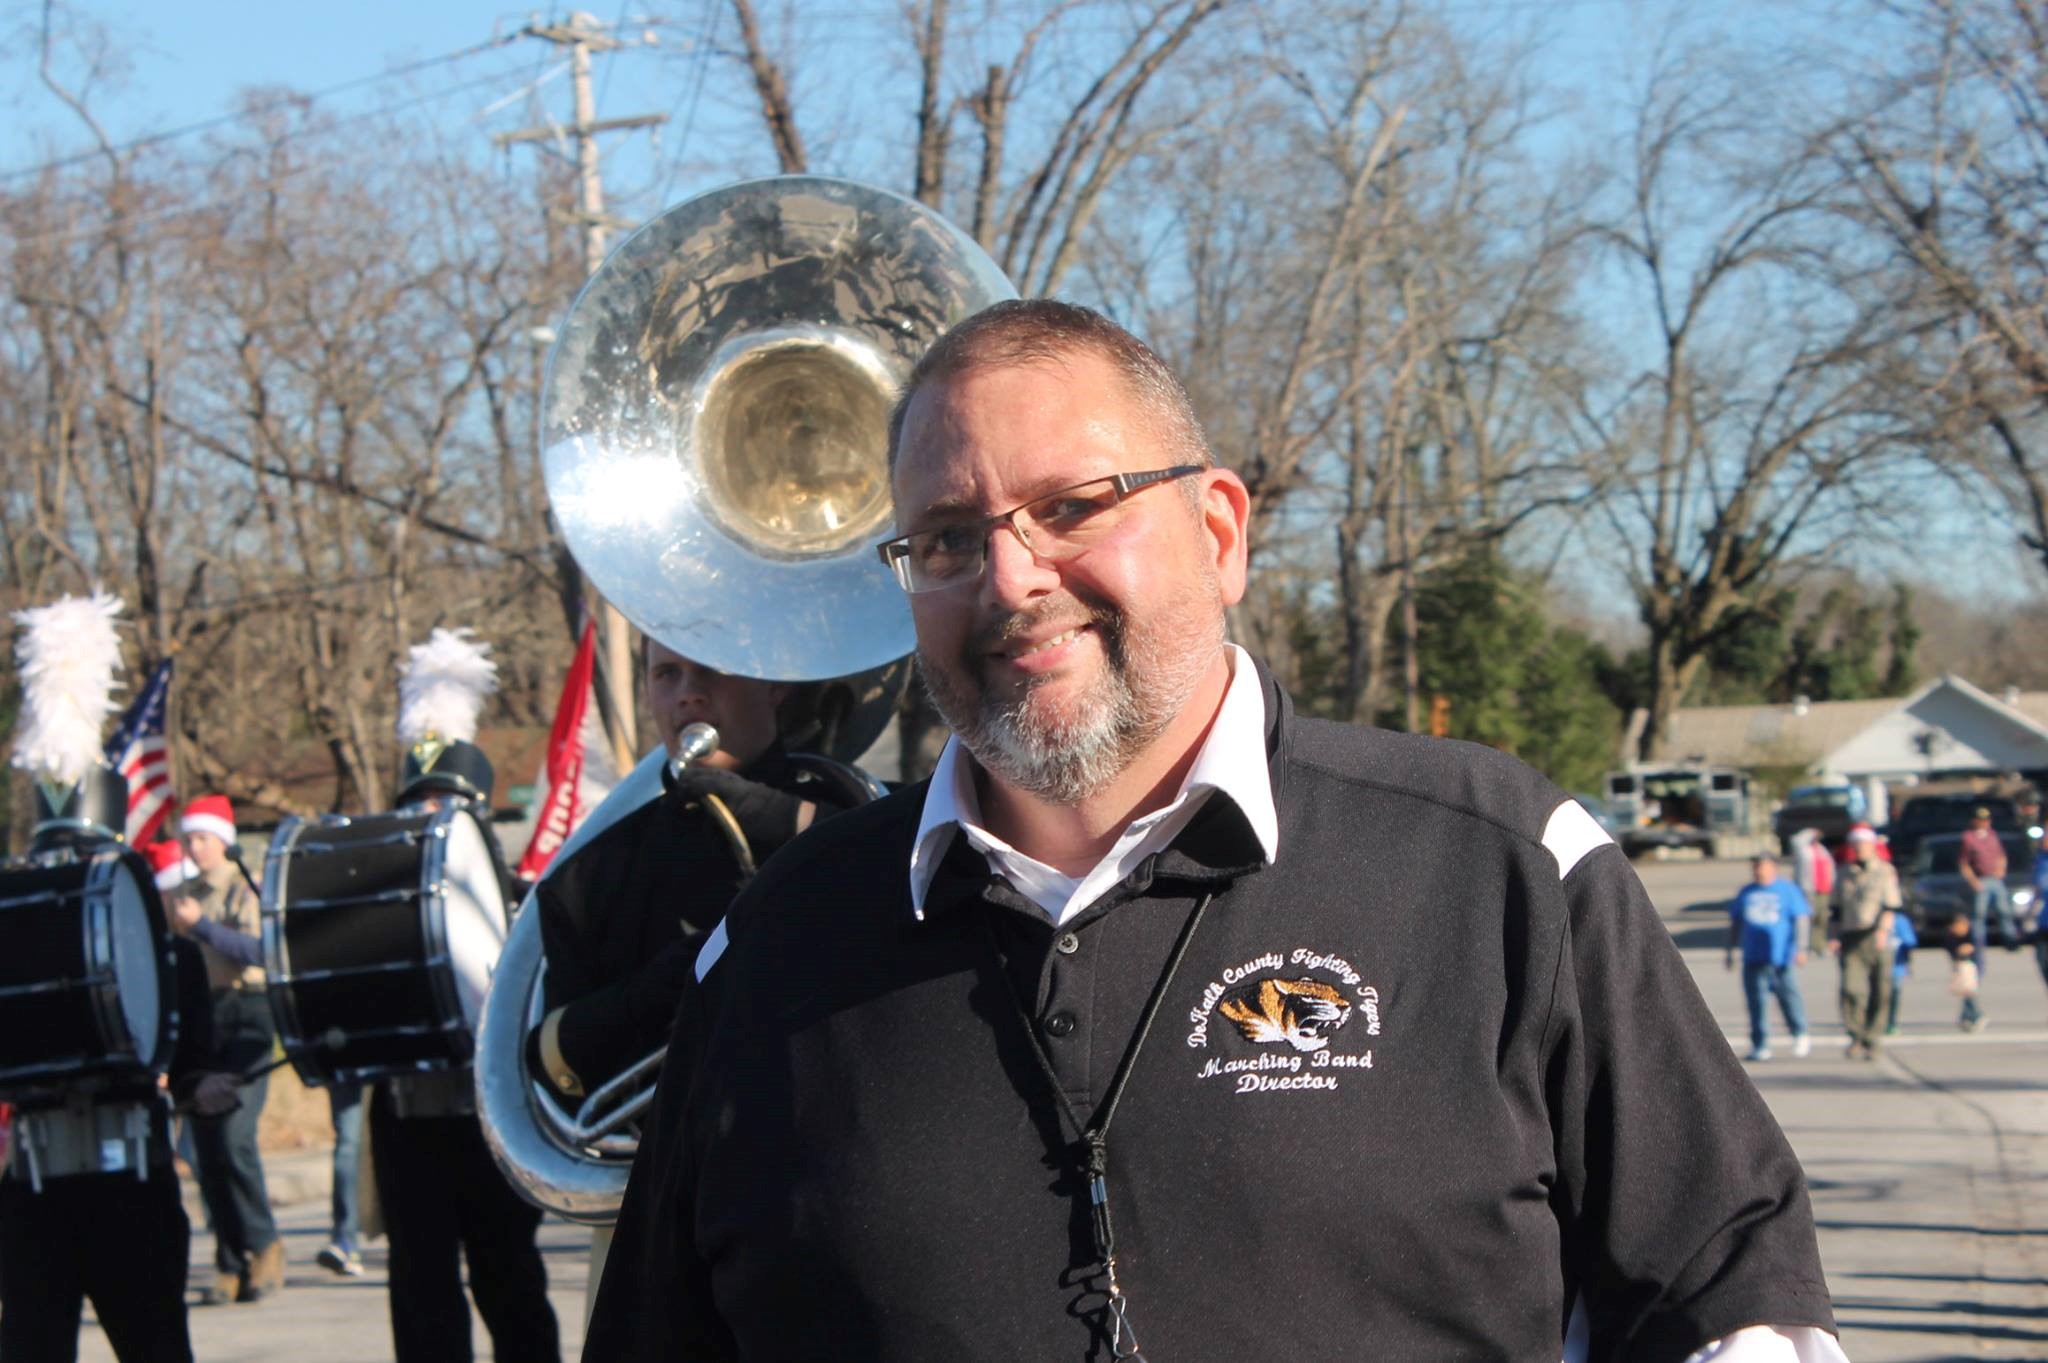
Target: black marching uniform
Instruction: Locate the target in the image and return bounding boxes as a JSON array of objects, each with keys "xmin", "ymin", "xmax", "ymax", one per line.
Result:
[
  {"xmin": 0, "ymin": 774, "xmax": 216, "ymax": 1363},
  {"xmin": 369, "ymin": 740, "xmax": 560, "ymax": 1363},
  {"xmin": 0, "ymin": 940, "xmax": 213, "ymax": 1363},
  {"xmin": 530, "ymin": 747, "xmax": 836, "ymax": 1106}
]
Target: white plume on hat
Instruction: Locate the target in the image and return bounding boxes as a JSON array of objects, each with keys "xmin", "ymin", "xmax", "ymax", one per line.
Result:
[
  {"xmin": 397, "ymin": 627, "xmax": 498, "ymax": 744},
  {"xmin": 10, "ymin": 591, "xmax": 125, "ymax": 784}
]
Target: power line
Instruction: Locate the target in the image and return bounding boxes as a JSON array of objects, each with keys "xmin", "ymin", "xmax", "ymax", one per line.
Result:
[
  {"xmin": 653, "ymin": 0, "xmax": 727, "ymax": 208},
  {"xmin": 8, "ymin": 61, "xmax": 546, "ymax": 250},
  {"xmin": 1, "ymin": 31, "xmax": 524, "ymax": 186}
]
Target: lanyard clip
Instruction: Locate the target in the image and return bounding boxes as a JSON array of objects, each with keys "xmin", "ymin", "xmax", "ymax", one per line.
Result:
[{"xmin": 1106, "ymin": 1267, "xmax": 1145, "ymax": 1361}]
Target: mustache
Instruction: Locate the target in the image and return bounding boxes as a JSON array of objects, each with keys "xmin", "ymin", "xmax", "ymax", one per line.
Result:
[{"xmin": 969, "ymin": 596, "xmax": 1120, "ymax": 658}]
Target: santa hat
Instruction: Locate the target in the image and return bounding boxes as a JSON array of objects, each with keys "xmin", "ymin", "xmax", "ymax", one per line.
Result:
[
  {"xmin": 1847, "ymin": 823, "xmax": 1878, "ymax": 844},
  {"xmin": 180, "ymin": 794, "xmax": 237, "ymax": 847},
  {"xmin": 142, "ymin": 839, "xmax": 198, "ymax": 891}
]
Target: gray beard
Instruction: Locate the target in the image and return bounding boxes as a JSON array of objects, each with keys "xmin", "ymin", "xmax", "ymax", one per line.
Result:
[{"xmin": 925, "ymin": 593, "xmax": 1219, "ymax": 807}]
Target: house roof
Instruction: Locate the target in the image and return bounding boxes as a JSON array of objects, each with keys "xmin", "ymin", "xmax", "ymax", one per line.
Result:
[
  {"xmin": 1651, "ymin": 697, "xmax": 1898, "ymax": 768},
  {"xmin": 1649, "ymin": 675, "xmax": 2048, "ymax": 774}
]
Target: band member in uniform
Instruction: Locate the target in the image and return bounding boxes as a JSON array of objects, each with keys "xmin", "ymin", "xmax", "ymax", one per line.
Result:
[
  {"xmin": 172, "ymin": 792, "xmax": 287, "ymax": 1305},
  {"xmin": 530, "ymin": 640, "xmax": 835, "ymax": 1103},
  {"xmin": 0, "ymin": 593, "xmax": 240, "ymax": 1361},
  {"xmin": 369, "ymin": 628, "xmax": 560, "ymax": 1363},
  {"xmin": 528, "ymin": 639, "xmax": 858, "ymax": 1296}
]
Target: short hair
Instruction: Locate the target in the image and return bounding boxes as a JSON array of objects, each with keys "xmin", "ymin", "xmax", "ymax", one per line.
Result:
[
  {"xmin": 1751, "ymin": 852, "xmax": 1778, "ymax": 866},
  {"xmin": 886, "ymin": 299, "xmax": 1214, "ymax": 473}
]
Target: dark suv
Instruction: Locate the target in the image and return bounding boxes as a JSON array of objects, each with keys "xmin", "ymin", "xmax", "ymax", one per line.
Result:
[
  {"xmin": 1884, "ymin": 794, "xmax": 2018, "ymax": 868},
  {"xmin": 1903, "ymin": 830, "xmax": 2036, "ymax": 948}
]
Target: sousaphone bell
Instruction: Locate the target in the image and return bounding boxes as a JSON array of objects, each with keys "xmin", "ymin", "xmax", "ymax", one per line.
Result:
[{"xmin": 476, "ymin": 176, "xmax": 1015, "ymax": 1222}]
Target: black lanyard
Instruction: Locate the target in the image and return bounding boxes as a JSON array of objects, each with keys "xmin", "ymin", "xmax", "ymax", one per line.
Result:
[{"xmin": 980, "ymin": 891, "xmax": 1215, "ymax": 1362}]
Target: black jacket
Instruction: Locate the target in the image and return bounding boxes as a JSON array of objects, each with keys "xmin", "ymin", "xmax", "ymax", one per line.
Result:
[{"xmin": 588, "ymin": 667, "xmax": 1835, "ymax": 1363}]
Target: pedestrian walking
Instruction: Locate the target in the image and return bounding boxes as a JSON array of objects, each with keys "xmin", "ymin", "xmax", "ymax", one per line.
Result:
[
  {"xmin": 169, "ymin": 794, "xmax": 286, "ymax": 1304},
  {"xmin": 1884, "ymin": 910, "xmax": 1918, "ymax": 1036},
  {"xmin": 1945, "ymin": 913, "xmax": 1986, "ymax": 1032},
  {"xmin": 1829, "ymin": 824, "xmax": 1901, "ymax": 1059},
  {"xmin": 1725, "ymin": 853, "xmax": 1812, "ymax": 1061},
  {"xmin": 317, "ymin": 1084, "xmax": 365, "ymax": 1276}
]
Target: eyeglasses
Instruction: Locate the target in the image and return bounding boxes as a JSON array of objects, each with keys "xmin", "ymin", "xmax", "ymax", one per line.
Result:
[{"xmin": 876, "ymin": 465, "xmax": 1204, "ymax": 594}]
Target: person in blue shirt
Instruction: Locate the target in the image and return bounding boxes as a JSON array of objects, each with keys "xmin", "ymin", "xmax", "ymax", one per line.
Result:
[
  {"xmin": 1725, "ymin": 852, "xmax": 1813, "ymax": 1061},
  {"xmin": 1883, "ymin": 909, "xmax": 1918, "ymax": 1035}
]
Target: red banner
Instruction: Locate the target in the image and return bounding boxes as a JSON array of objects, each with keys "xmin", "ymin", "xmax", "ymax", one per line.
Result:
[{"xmin": 517, "ymin": 621, "xmax": 599, "ymax": 881}]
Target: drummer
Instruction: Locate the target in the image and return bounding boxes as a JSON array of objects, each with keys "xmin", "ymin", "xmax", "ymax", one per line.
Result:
[
  {"xmin": 368, "ymin": 628, "xmax": 560, "ymax": 1363},
  {"xmin": 0, "ymin": 780, "xmax": 242, "ymax": 1361},
  {"xmin": 0, "ymin": 588, "xmax": 242, "ymax": 1361},
  {"xmin": 169, "ymin": 793, "xmax": 289, "ymax": 1306}
]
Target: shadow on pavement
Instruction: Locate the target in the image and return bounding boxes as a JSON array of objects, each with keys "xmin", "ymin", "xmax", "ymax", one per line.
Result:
[
  {"xmin": 1819, "ymin": 1219, "xmax": 2044, "ymax": 1238},
  {"xmin": 1846, "ymin": 1272, "xmax": 2048, "ymax": 1287}
]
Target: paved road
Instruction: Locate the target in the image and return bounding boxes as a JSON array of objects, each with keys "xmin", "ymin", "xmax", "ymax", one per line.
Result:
[
  {"xmin": 1648, "ymin": 855, "xmax": 2047, "ymax": 1361},
  {"xmin": 76, "ymin": 857, "xmax": 2046, "ymax": 1361}
]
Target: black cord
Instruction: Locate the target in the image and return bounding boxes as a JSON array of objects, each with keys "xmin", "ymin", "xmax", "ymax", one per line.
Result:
[{"xmin": 980, "ymin": 890, "xmax": 1215, "ymax": 1360}]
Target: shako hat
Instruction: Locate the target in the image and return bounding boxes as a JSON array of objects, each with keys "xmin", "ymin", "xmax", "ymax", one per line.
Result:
[
  {"xmin": 10, "ymin": 592, "xmax": 130, "ymax": 849},
  {"xmin": 395, "ymin": 628, "xmax": 498, "ymax": 807}
]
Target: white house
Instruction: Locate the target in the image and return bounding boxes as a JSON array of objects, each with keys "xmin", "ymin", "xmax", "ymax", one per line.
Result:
[{"xmin": 1640, "ymin": 675, "xmax": 2048, "ymax": 790}]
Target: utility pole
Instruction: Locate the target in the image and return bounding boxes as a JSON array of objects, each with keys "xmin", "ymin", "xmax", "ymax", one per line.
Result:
[
  {"xmin": 1398, "ymin": 441, "xmax": 1420, "ymax": 734},
  {"xmin": 498, "ymin": 11, "xmax": 665, "ymax": 775}
]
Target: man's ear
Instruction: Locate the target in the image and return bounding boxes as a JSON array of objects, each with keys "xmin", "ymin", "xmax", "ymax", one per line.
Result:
[{"xmin": 1199, "ymin": 467, "xmax": 1252, "ymax": 607}]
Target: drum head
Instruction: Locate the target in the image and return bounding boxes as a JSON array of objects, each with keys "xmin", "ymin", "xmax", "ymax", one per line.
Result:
[
  {"xmin": 438, "ymin": 809, "xmax": 508, "ymax": 1029},
  {"xmin": 104, "ymin": 859, "xmax": 163, "ymax": 1065}
]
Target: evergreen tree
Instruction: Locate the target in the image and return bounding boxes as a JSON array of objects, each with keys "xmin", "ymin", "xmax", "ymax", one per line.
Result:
[{"xmin": 1401, "ymin": 551, "xmax": 1624, "ymax": 793}]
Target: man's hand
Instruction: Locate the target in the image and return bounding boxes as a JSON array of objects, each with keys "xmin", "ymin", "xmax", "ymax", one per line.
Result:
[
  {"xmin": 190, "ymin": 1072, "xmax": 240, "ymax": 1117},
  {"xmin": 1794, "ymin": 950, "xmax": 1808, "ymax": 967},
  {"xmin": 166, "ymin": 891, "xmax": 202, "ymax": 935},
  {"xmin": 1827, "ymin": 937, "xmax": 1842, "ymax": 956}
]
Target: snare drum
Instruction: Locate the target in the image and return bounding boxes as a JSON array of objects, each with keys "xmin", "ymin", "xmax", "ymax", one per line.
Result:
[
  {"xmin": 262, "ymin": 805, "xmax": 509, "ymax": 1086},
  {"xmin": 0, "ymin": 849, "xmax": 174, "ymax": 1100}
]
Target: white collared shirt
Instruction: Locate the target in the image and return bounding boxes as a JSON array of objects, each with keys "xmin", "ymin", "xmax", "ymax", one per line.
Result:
[{"xmin": 908, "ymin": 643, "xmax": 1279, "ymax": 926}]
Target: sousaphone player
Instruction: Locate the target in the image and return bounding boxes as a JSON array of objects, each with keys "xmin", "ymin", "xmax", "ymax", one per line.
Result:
[{"xmin": 474, "ymin": 176, "xmax": 1009, "ymax": 1296}]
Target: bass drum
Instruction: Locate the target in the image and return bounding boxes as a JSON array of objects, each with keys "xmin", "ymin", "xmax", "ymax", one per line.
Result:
[
  {"xmin": 0, "ymin": 848, "xmax": 174, "ymax": 1099},
  {"xmin": 262, "ymin": 805, "xmax": 508, "ymax": 1087}
]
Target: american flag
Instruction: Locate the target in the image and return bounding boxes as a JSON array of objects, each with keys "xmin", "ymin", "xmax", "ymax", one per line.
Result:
[{"xmin": 105, "ymin": 660, "xmax": 174, "ymax": 845}]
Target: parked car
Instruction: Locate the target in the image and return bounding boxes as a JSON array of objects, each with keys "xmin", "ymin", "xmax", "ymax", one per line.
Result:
[
  {"xmin": 1603, "ymin": 764, "xmax": 1759, "ymax": 858},
  {"xmin": 1884, "ymin": 794, "xmax": 2018, "ymax": 868},
  {"xmin": 1901, "ymin": 830, "xmax": 2035, "ymax": 948},
  {"xmin": 1773, "ymin": 781, "xmax": 1869, "ymax": 854}
]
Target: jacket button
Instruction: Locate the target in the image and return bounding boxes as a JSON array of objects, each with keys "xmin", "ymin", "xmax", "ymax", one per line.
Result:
[
  {"xmin": 1054, "ymin": 932, "xmax": 1080, "ymax": 955},
  {"xmin": 1044, "ymin": 1011, "xmax": 1077, "ymax": 1038}
]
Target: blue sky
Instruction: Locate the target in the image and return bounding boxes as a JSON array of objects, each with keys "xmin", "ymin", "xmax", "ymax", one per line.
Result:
[
  {"xmin": 2, "ymin": 0, "xmax": 1673, "ymax": 196},
  {"xmin": 2, "ymin": 0, "xmax": 2031, "ymax": 611}
]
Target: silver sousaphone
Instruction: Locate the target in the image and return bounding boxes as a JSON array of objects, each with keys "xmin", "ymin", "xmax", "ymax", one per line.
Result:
[{"xmin": 476, "ymin": 175, "xmax": 1014, "ymax": 1223}]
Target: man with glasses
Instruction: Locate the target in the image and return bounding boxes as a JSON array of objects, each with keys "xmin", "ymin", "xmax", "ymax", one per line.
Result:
[{"xmin": 589, "ymin": 299, "xmax": 1843, "ymax": 1362}]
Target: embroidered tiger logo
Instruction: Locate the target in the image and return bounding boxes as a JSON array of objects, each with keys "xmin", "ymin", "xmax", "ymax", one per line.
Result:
[{"xmin": 1218, "ymin": 977, "xmax": 1353, "ymax": 1053}]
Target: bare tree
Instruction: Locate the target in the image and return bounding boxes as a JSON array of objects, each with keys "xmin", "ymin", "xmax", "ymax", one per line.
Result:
[
  {"xmin": 1590, "ymin": 59, "xmax": 1909, "ymax": 760},
  {"xmin": 1095, "ymin": 6, "xmax": 1595, "ymax": 723},
  {"xmin": 1824, "ymin": 0, "xmax": 2048, "ymax": 572},
  {"xmin": 717, "ymin": 0, "xmax": 1229, "ymax": 294}
]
